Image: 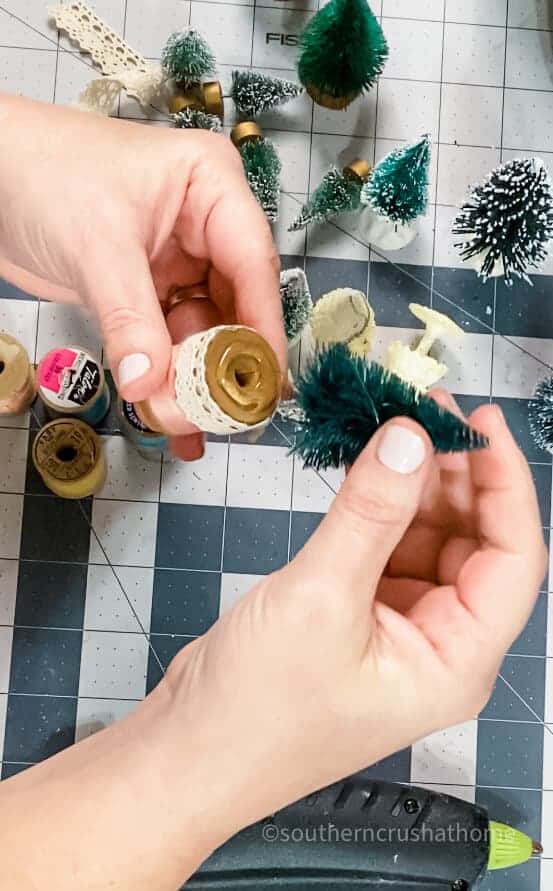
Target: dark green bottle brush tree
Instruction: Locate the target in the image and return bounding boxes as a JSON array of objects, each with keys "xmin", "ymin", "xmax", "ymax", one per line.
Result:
[
  {"xmin": 231, "ymin": 70, "xmax": 303, "ymax": 118},
  {"xmin": 290, "ymin": 161, "xmax": 371, "ymax": 231},
  {"xmin": 361, "ymin": 135, "xmax": 431, "ymax": 224},
  {"xmin": 529, "ymin": 376, "xmax": 553, "ymax": 454},
  {"xmin": 292, "ymin": 344, "xmax": 489, "ymax": 470},
  {"xmin": 161, "ymin": 29, "xmax": 216, "ymax": 87},
  {"xmin": 297, "ymin": 0, "xmax": 388, "ymax": 109},
  {"xmin": 452, "ymin": 157, "xmax": 553, "ymax": 286}
]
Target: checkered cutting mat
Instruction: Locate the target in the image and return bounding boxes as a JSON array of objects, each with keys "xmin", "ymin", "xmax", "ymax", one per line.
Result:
[{"xmin": 1, "ymin": 1, "xmax": 553, "ymax": 889}]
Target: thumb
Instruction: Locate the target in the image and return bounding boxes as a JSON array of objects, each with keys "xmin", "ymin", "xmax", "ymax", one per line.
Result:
[
  {"xmin": 79, "ymin": 245, "xmax": 172, "ymax": 401},
  {"xmin": 296, "ymin": 420, "xmax": 432, "ymax": 602}
]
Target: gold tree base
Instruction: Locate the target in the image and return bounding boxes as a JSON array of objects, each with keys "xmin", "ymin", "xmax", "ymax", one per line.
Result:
[{"xmin": 304, "ymin": 83, "xmax": 359, "ymax": 109}]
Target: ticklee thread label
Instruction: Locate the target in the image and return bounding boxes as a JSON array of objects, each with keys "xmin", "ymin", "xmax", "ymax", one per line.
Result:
[
  {"xmin": 38, "ymin": 348, "xmax": 101, "ymax": 409},
  {"xmin": 122, "ymin": 400, "xmax": 152, "ymax": 433}
]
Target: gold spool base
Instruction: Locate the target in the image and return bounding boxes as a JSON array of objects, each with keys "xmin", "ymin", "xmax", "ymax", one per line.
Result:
[
  {"xmin": 231, "ymin": 121, "xmax": 262, "ymax": 147},
  {"xmin": 202, "ymin": 81, "xmax": 224, "ymax": 118},
  {"xmin": 32, "ymin": 418, "xmax": 106, "ymax": 499},
  {"xmin": 304, "ymin": 83, "xmax": 359, "ymax": 110},
  {"xmin": 343, "ymin": 159, "xmax": 372, "ymax": 183},
  {"xmin": 169, "ymin": 84, "xmax": 204, "ymax": 115},
  {"xmin": 205, "ymin": 328, "xmax": 281, "ymax": 425}
]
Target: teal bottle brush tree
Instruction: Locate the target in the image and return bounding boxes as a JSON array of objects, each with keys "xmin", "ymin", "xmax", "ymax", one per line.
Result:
[
  {"xmin": 290, "ymin": 160, "xmax": 372, "ymax": 231},
  {"xmin": 360, "ymin": 135, "xmax": 431, "ymax": 250},
  {"xmin": 280, "ymin": 268, "xmax": 313, "ymax": 346},
  {"xmin": 162, "ymin": 28, "xmax": 216, "ymax": 87},
  {"xmin": 231, "ymin": 70, "xmax": 303, "ymax": 118},
  {"xmin": 529, "ymin": 376, "xmax": 553, "ymax": 454},
  {"xmin": 297, "ymin": 0, "xmax": 388, "ymax": 109},
  {"xmin": 173, "ymin": 107, "xmax": 222, "ymax": 132},
  {"xmin": 231, "ymin": 122, "xmax": 282, "ymax": 222},
  {"xmin": 292, "ymin": 345, "xmax": 488, "ymax": 471},
  {"xmin": 452, "ymin": 157, "xmax": 553, "ymax": 286}
]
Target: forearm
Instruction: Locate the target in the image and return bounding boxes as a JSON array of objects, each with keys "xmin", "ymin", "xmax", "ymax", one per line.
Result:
[{"xmin": 0, "ymin": 666, "xmax": 229, "ymax": 890}]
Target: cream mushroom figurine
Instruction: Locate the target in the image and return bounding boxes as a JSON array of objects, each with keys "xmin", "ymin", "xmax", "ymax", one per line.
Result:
[
  {"xmin": 386, "ymin": 303, "xmax": 464, "ymax": 392},
  {"xmin": 310, "ymin": 288, "xmax": 376, "ymax": 358}
]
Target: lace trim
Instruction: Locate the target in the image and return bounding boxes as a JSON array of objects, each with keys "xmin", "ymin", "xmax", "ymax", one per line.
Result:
[{"xmin": 49, "ymin": 1, "xmax": 148, "ymax": 75}]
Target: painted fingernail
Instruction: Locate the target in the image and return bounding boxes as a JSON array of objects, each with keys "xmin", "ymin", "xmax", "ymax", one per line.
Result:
[
  {"xmin": 118, "ymin": 353, "xmax": 151, "ymax": 388},
  {"xmin": 377, "ymin": 425, "xmax": 426, "ymax": 475}
]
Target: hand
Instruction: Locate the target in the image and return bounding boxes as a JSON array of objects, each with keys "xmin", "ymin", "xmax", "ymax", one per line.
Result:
[
  {"xmin": 0, "ymin": 93, "xmax": 287, "ymax": 459},
  {"xmin": 161, "ymin": 400, "xmax": 546, "ymax": 834}
]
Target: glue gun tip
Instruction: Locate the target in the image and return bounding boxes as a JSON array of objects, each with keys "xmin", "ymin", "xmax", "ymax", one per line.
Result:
[{"xmin": 532, "ymin": 841, "xmax": 543, "ymax": 856}]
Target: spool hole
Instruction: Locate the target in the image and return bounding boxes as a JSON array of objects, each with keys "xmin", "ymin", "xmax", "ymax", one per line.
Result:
[
  {"xmin": 0, "ymin": 361, "xmax": 5, "ymax": 374},
  {"xmin": 234, "ymin": 369, "xmax": 256, "ymax": 388},
  {"xmin": 57, "ymin": 445, "xmax": 78, "ymax": 463}
]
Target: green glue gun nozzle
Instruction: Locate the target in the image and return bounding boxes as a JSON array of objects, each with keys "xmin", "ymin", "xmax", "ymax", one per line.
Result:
[{"xmin": 487, "ymin": 821, "xmax": 543, "ymax": 871}]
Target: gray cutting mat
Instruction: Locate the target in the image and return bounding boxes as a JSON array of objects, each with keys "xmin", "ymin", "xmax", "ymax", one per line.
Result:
[{"xmin": 0, "ymin": 2, "xmax": 553, "ymax": 889}]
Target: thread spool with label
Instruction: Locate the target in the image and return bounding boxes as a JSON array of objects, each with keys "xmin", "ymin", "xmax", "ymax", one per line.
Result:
[
  {"xmin": 32, "ymin": 418, "xmax": 106, "ymax": 499},
  {"xmin": 136, "ymin": 325, "xmax": 282, "ymax": 436},
  {"xmin": 118, "ymin": 398, "xmax": 171, "ymax": 461},
  {"xmin": 0, "ymin": 333, "xmax": 36, "ymax": 415},
  {"xmin": 37, "ymin": 346, "xmax": 110, "ymax": 426}
]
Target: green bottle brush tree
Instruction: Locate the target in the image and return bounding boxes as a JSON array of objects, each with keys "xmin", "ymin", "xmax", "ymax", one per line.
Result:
[
  {"xmin": 452, "ymin": 157, "xmax": 553, "ymax": 286},
  {"xmin": 292, "ymin": 344, "xmax": 489, "ymax": 470},
  {"xmin": 173, "ymin": 107, "xmax": 222, "ymax": 132},
  {"xmin": 290, "ymin": 161, "xmax": 371, "ymax": 231},
  {"xmin": 231, "ymin": 123, "xmax": 282, "ymax": 222},
  {"xmin": 362, "ymin": 135, "xmax": 430, "ymax": 224},
  {"xmin": 231, "ymin": 70, "xmax": 303, "ymax": 118},
  {"xmin": 161, "ymin": 28, "xmax": 216, "ymax": 87},
  {"xmin": 297, "ymin": 0, "xmax": 388, "ymax": 108}
]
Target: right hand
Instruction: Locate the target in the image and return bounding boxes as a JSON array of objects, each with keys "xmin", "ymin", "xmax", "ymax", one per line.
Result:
[{"xmin": 161, "ymin": 400, "xmax": 546, "ymax": 839}]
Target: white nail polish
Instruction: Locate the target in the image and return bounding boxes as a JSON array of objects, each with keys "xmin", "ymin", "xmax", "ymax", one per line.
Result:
[
  {"xmin": 377, "ymin": 425, "xmax": 425, "ymax": 475},
  {"xmin": 118, "ymin": 353, "xmax": 151, "ymax": 388}
]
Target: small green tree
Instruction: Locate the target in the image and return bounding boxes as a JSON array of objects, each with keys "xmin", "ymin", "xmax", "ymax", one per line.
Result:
[
  {"xmin": 238, "ymin": 137, "xmax": 282, "ymax": 222},
  {"xmin": 529, "ymin": 376, "xmax": 553, "ymax": 454},
  {"xmin": 173, "ymin": 107, "xmax": 222, "ymax": 132},
  {"xmin": 361, "ymin": 135, "xmax": 430, "ymax": 224},
  {"xmin": 280, "ymin": 268, "xmax": 313, "ymax": 343},
  {"xmin": 231, "ymin": 70, "xmax": 303, "ymax": 118},
  {"xmin": 161, "ymin": 29, "xmax": 215, "ymax": 86},
  {"xmin": 298, "ymin": 0, "xmax": 388, "ymax": 108},
  {"xmin": 293, "ymin": 345, "xmax": 488, "ymax": 470},
  {"xmin": 453, "ymin": 157, "xmax": 553, "ymax": 286},
  {"xmin": 290, "ymin": 165, "xmax": 367, "ymax": 231}
]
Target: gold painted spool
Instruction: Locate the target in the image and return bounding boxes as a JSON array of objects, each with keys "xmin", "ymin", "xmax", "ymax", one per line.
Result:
[
  {"xmin": 0, "ymin": 333, "xmax": 36, "ymax": 415},
  {"xmin": 169, "ymin": 84, "xmax": 204, "ymax": 115},
  {"xmin": 304, "ymin": 83, "xmax": 358, "ymax": 110},
  {"xmin": 231, "ymin": 121, "xmax": 261, "ymax": 147},
  {"xmin": 205, "ymin": 327, "xmax": 280, "ymax": 425},
  {"xmin": 202, "ymin": 81, "xmax": 224, "ymax": 118},
  {"xmin": 343, "ymin": 159, "xmax": 372, "ymax": 183},
  {"xmin": 32, "ymin": 418, "xmax": 106, "ymax": 499}
]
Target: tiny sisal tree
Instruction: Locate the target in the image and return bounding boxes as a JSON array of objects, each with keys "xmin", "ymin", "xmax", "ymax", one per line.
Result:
[
  {"xmin": 231, "ymin": 70, "xmax": 303, "ymax": 118},
  {"xmin": 453, "ymin": 157, "xmax": 553, "ymax": 286},
  {"xmin": 362, "ymin": 135, "xmax": 431, "ymax": 224},
  {"xmin": 161, "ymin": 29, "xmax": 216, "ymax": 87},
  {"xmin": 297, "ymin": 0, "xmax": 388, "ymax": 109}
]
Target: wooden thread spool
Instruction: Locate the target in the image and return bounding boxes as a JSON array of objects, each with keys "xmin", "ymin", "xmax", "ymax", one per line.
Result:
[
  {"xmin": 343, "ymin": 159, "xmax": 372, "ymax": 183},
  {"xmin": 202, "ymin": 81, "xmax": 224, "ymax": 118},
  {"xmin": 136, "ymin": 325, "xmax": 281, "ymax": 436},
  {"xmin": 0, "ymin": 333, "xmax": 36, "ymax": 415},
  {"xmin": 32, "ymin": 418, "xmax": 106, "ymax": 499},
  {"xmin": 117, "ymin": 398, "xmax": 170, "ymax": 462}
]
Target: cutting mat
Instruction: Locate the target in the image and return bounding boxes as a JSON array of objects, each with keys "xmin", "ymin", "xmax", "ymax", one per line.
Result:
[{"xmin": 1, "ymin": 2, "xmax": 553, "ymax": 889}]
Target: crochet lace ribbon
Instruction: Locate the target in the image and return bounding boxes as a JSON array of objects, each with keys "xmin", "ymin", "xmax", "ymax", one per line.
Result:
[
  {"xmin": 49, "ymin": 2, "xmax": 167, "ymax": 113},
  {"xmin": 175, "ymin": 327, "xmax": 276, "ymax": 436}
]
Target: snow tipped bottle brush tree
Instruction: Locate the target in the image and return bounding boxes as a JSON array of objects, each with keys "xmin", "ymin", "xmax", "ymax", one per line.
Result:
[
  {"xmin": 161, "ymin": 29, "xmax": 216, "ymax": 88},
  {"xmin": 289, "ymin": 160, "xmax": 371, "ymax": 231},
  {"xmin": 529, "ymin": 376, "xmax": 553, "ymax": 454},
  {"xmin": 297, "ymin": 0, "xmax": 388, "ymax": 109},
  {"xmin": 231, "ymin": 122, "xmax": 281, "ymax": 222},
  {"xmin": 360, "ymin": 135, "xmax": 431, "ymax": 250},
  {"xmin": 173, "ymin": 107, "xmax": 222, "ymax": 132},
  {"xmin": 452, "ymin": 157, "xmax": 553, "ymax": 286},
  {"xmin": 231, "ymin": 70, "xmax": 303, "ymax": 118},
  {"xmin": 292, "ymin": 344, "xmax": 489, "ymax": 470},
  {"xmin": 280, "ymin": 268, "xmax": 313, "ymax": 345}
]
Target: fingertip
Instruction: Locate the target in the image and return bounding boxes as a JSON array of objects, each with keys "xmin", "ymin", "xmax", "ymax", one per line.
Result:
[
  {"xmin": 170, "ymin": 433, "xmax": 205, "ymax": 461},
  {"xmin": 113, "ymin": 347, "xmax": 171, "ymax": 402}
]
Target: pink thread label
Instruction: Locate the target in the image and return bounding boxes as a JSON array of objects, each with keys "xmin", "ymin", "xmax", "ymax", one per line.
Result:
[{"xmin": 37, "ymin": 347, "xmax": 101, "ymax": 409}]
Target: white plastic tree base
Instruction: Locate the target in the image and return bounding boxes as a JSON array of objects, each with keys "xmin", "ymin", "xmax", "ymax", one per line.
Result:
[{"xmin": 361, "ymin": 210, "xmax": 417, "ymax": 251}]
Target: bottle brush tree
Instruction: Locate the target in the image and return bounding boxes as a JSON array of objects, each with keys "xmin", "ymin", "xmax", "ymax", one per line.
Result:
[
  {"xmin": 452, "ymin": 157, "xmax": 553, "ymax": 286},
  {"xmin": 297, "ymin": 0, "xmax": 388, "ymax": 109},
  {"xmin": 161, "ymin": 29, "xmax": 216, "ymax": 87},
  {"xmin": 292, "ymin": 344, "xmax": 488, "ymax": 470},
  {"xmin": 231, "ymin": 123, "xmax": 282, "ymax": 222},
  {"xmin": 231, "ymin": 70, "xmax": 303, "ymax": 118},
  {"xmin": 361, "ymin": 135, "xmax": 431, "ymax": 224},
  {"xmin": 173, "ymin": 107, "xmax": 222, "ymax": 132},
  {"xmin": 280, "ymin": 268, "xmax": 313, "ymax": 344},
  {"xmin": 290, "ymin": 161, "xmax": 371, "ymax": 231},
  {"xmin": 529, "ymin": 376, "xmax": 553, "ymax": 454}
]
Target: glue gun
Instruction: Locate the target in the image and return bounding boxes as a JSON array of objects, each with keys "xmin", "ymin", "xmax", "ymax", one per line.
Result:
[{"xmin": 186, "ymin": 778, "xmax": 542, "ymax": 890}]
